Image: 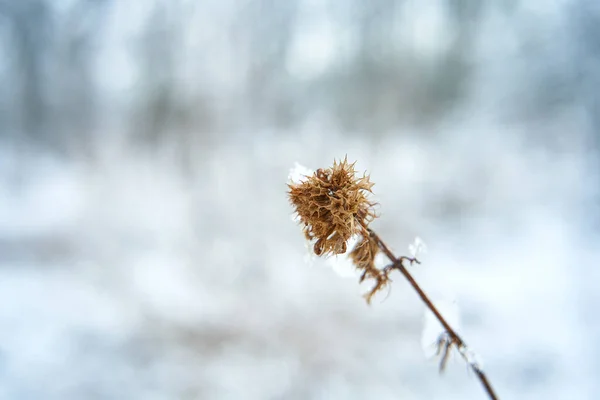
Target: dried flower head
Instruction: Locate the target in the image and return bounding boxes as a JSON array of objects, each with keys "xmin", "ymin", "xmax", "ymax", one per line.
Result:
[
  {"xmin": 288, "ymin": 157, "xmax": 390, "ymax": 303},
  {"xmin": 287, "ymin": 160, "xmax": 499, "ymax": 399},
  {"xmin": 288, "ymin": 157, "xmax": 376, "ymax": 257}
]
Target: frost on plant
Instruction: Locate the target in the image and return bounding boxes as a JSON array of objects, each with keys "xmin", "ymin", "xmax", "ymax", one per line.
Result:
[
  {"xmin": 287, "ymin": 157, "xmax": 386, "ymax": 302},
  {"xmin": 421, "ymin": 300, "xmax": 485, "ymax": 374},
  {"xmin": 287, "ymin": 158, "xmax": 498, "ymax": 399},
  {"xmin": 422, "ymin": 299, "xmax": 460, "ymax": 371},
  {"xmin": 459, "ymin": 345, "xmax": 484, "ymax": 373},
  {"xmin": 422, "ymin": 300, "xmax": 460, "ymax": 356},
  {"xmin": 409, "ymin": 236, "xmax": 427, "ymax": 260},
  {"xmin": 287, "ymin": 157, "xmax": 376, "ymax": 256},
  {"xmin": 325, "ymin": 235, "xmax": 362, "ymax": 278},
  {"xmin": 288, "ymin": 162, "xmax": 314, "ymax": 185}
]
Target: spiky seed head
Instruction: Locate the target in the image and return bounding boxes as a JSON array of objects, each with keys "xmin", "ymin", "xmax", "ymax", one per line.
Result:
[
  {"xmin": 288, "ymin": 157, "xmax": 389, "ymax": 304},
  {"xmin": 288, "ymin": 157, "xmax": 377, "ymax": 257}
]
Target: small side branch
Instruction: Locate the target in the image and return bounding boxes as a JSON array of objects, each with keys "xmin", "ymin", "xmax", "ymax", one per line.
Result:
[{"xmin": 368, "ymin": 228, "xmax": 499, "ymax": 400}]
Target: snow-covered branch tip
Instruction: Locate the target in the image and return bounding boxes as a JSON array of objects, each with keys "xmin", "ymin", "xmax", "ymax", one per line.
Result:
[{"xmin": 287, "ymin": 158, "xmax": 499, "ymax": 400}]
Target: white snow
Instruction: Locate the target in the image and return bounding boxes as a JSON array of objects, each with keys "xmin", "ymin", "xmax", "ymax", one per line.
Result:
[
  {"xmin": 1, "ymin": 1, "xmax": 597, "ymax": 399},
  {"xmin": 458, "ymin": 345, "xmax": 484, "ymax": 372},
  {"xmin": 421, "ymin": 299, "xmax": 460, "ymax": 359},
  {"xmin": 408, "ymin": 236, "xmax": 427, "ymax": 260},
  {"xmin": 325, "ymin": 235, "xmax": 362, "ymax": 278},
  {"xmin": 287, "ymin": 162, "xmax": 314, "ymax": 185}
]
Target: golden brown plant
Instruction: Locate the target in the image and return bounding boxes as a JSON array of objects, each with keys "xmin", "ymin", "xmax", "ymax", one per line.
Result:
[
  {"xmin": 287, "ymin": 158, "xmax": 499, "ymax": 400},
  {"xmin": 288, "ymin": 157, "xmax": 387, "ymax": 302},
  {"xmin": 288, "ymin": 157, "xmax": 376, "ymax": 256}
]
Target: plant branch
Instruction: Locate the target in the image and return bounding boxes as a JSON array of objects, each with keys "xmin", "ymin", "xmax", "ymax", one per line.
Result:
[{"xmin": 367, "ymin": 228, "xmax": 499, "ymax": 400}]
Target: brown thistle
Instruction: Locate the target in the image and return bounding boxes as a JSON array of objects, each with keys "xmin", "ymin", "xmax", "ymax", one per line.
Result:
[
  {"xmin": 287, "ymin": 158, "xmax": 499, "ymax": 400},
  {"xmin": 288, "ymin": 157, "xmax": 388, "ymax": 302},
  {"xmin": 288, "ymin": 157, "xmax": 376, "ymax": 257}
]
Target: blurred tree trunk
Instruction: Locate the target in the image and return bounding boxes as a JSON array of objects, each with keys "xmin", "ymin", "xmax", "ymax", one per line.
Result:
[{"xmin": 0, "ymin": 0, "xmax": 49, "ymax": 145}]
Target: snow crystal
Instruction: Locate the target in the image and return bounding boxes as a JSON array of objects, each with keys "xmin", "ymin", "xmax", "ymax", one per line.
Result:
[
  {"xmin": 458, "ymin": 345, "xmax": 484, "ymax": 372},
  {"xmin": 288, "ymin": 162, "xmax": 313, "ymax": 185},
  {"xmin": 409, "ymin": 236, "xmax": 427, "ymax": 260},
  {"xmin": 303, "ymin": 240, "xmax": 317, "ymax": 266},
  {"xmin": 421, "ymin": 299, "xmax": 460, "ymax": 358},
  {"xmin": 325, "ymin": 235, "xmax": 361, "ymax": 278}
]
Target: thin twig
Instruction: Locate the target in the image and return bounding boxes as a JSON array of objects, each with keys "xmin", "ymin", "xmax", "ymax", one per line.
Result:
[{"xmin": 368, "ymin": 228, "xmax": 499, "ymax": 400}]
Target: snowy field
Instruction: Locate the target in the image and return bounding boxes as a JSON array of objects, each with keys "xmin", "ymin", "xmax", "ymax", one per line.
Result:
[{"xmin": 1, "ymin": 1, "xmax": 599, "ymax": 399}]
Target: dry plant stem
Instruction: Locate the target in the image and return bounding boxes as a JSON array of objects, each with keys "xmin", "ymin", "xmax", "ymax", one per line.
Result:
[
  {"xmin": 368, "ymin": 228, "xmax": 499, "ymax": 400},
  {"xmin": 288, "ymin": 158, "xmax": 498, "ymax": 399}
]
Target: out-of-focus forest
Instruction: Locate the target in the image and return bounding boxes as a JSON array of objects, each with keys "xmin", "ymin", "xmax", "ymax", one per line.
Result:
[{"xmin": 1, "ymin": 1, "xmax": 600, "ymax": 399}]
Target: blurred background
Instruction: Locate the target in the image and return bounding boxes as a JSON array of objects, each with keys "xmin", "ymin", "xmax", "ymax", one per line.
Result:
[{"xmin": 0, "ymin": 0, "xmax": 599, "ymax": 399}]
